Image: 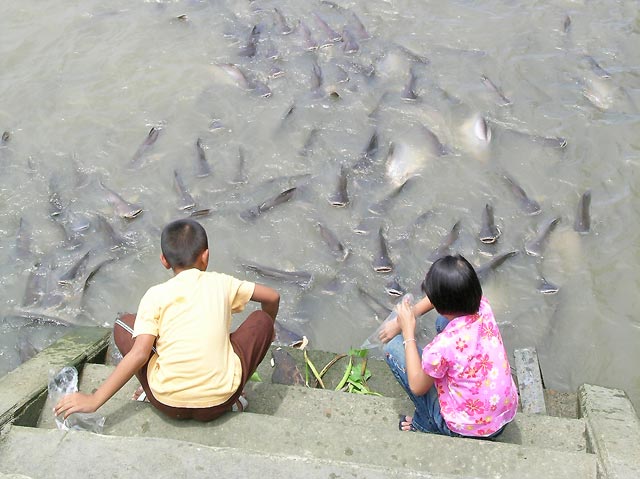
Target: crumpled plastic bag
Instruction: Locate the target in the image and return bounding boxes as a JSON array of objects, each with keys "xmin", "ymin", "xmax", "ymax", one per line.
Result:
[{"xmin": 48, "ymin": 366, "xmax": 105, "ymax": 433}]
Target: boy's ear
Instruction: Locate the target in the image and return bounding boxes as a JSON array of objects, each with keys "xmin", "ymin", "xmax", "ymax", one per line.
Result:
[
  {"xmin": 201, "ymin": 248, "xmax": 210, "ymax": 266},
  {"xmin": 160, "ymin": 254, "xmax": 172, "ymax": 270}
]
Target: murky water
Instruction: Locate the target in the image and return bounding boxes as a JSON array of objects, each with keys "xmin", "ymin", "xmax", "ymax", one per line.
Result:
[{"xmin": 1, "ymin": 0, "xmax": 639, "ymax": 410}]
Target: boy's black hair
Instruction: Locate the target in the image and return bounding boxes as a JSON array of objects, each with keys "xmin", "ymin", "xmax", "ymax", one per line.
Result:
[
  {"xmin": 422, "ymin": 254, "xmax": 482, "ymax": 316},
  {"xmin": 161, "ymin": 219, "xmax": 208, "ymax": 269}
]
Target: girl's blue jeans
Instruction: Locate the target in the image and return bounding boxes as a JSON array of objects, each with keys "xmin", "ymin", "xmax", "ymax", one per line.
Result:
[{"xmin": 382, "ymin": 315, "xmax": 458, "ymax": 435}]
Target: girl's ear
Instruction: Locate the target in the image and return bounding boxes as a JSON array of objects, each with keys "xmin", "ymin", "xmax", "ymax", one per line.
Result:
[{"xmin": 160, "ymin": 253, "xmax": 171, "ymax": 270}]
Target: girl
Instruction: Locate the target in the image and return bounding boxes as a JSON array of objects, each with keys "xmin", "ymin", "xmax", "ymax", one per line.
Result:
[{"xmin": 379, "ymin": 254, "xmax": 518, "ymax": 437}]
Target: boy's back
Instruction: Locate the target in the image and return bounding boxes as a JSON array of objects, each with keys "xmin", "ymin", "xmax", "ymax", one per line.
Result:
[{"xmin": 134, "ymin": 269, "xmax": 256, "ymax": 408}]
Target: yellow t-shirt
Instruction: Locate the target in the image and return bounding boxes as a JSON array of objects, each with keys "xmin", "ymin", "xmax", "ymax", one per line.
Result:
[{"xmin": 133, "ymin": 269, "xmax": 255, "ymax": 408}]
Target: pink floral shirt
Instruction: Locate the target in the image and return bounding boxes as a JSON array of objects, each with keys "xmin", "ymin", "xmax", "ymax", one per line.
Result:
[{"xmin": 421, "ymin": 297, "xmax": 518, "ymax": 436}]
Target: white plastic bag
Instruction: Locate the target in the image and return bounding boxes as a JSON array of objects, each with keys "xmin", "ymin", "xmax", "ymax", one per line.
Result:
[
  {"xmin": 48, "ymin": 366, "xmax": 105, "ymax": 433},
  {"xmin": 361, "ymin": 293, "xmax": 414, "ymax": 350}
]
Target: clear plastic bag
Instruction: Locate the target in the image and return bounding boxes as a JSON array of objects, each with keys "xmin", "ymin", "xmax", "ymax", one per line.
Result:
[
  {"xmin": 48, "ymin": 366, "xmax": 105, "ymax": 433},
  {"xmin": 361, "ymin": 293, "xmax": 414, "ymax": 350}
]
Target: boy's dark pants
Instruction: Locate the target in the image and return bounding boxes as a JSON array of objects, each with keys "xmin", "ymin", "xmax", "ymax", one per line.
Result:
[{"xmin": 114, "ymin": 310, "xmax": 274, "ymax": 421}]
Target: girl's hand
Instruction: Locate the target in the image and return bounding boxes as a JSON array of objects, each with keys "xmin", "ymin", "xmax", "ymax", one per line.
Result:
[
  {"xmin": 54, "ymin": 392, "xmax": 99, "ymax": 419},
  {"xmin": 396, "ymin": 296, "xmax": 416, "ymax": 338},
  {"xmin": 378, "ymin": 317, "xmax": 401, "ymax": 343}
]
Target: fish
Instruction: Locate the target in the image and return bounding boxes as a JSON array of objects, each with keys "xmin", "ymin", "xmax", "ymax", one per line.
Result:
[
  {"xmin": 357, "ymin": 286, "xmax": 393, "ymax": 318},
  {"xmin": 342, "ymin": 28, "xmax": 359, "ymax": 55},
  {"xmin": 352, "ymin": 130, "xmax": 379, "ymax": 171},
  {"xmin": 317, "ymin": 222, "xmax": 349, "ymax": 261},
  {"xmin": 22, "ymin": 261, "xmax": 51, "ymax": 308},
  {"xmin": 475, "ymin": 250, "xmax": 518, "ymax": 283},
  {"xmin": 216, "ymin": 63, "xmax": 251, "ymax": 89},
  {"xmin": 58, "ymin": 250, "xmax": 92, "ymax": 286},
  {"xmin": 298, "ymin": 21, "xmax": 318, "ymax": 51},
  {"xmin": 479, "ymin": 203, "xmax": 501, "ymax": 244},
  {"xmin": 240, "ymin": 187, "xmax": 297, "ymax": 221},
  {"xmin": 328, "ymin": 165, "xmax": 349, "ymax": 207},
  {"xmin": 274, "ymin": 321, "xmax": 304, "ymax": 348},
  {"xmin": 368, "ymin": 179, "xmax": 411, "ymax": 216},
  {"xmin": 582, "ymin": 76, "xmax": 637, "ymax": 112},
  {"xmin": 584, "ymin": 55, "xmax": 611, "ymax": 79},
  {"xmin": 1, "ymin": 130, "xmax": 9, "ymax": 145},
  {"xmin": 420, "ymin": 124, "xmax": 448, "ymax": 156},
  {"xmin": 15, "ymin": 217, "xmax": 34, "ymax": 261},
  {"xmin": 271, "ymin": 348, "xmax": 305, "ymax": 386},
  {"xmin": 353, "ymin": 216, "xmax": 381, "ymax": 236},
  {"xmin": 503, "ymin": 174, "xmax": 541, "ymax": 216},
  {"xmin": 313, "ymin": 13, "xmax": 342, "ymax": 45},
  {"xmin": 537, "ymin": 276, "xmax": 559, "ymax": 295},
  {"xmin": 99, "ymin": 180, "xmax": 143, "ymax": 219},
  {"xmin": 48, "ymin": 177, "xmax": 65, "ymax": 217},
  {"xmin": 501, "ymin": 127, "xmax": 567, "ymax": 149},
  {"xmin": 384, "ymin": 277, "xmax": 405, "ymax": 297},
  {"xmin": 460, "ymin": 113, "xmax": 492, "ymax": 156},
  {"xmin": 386, "ymin": 141, "xmax": 427, "ymax": 186},
  {"xmin": 242, "ymin": 261, "xmax": 312, "ymax": 288},
  {"xmin": 52, "ymin": 213, "xmax": 87, "ymax": 251},
  {"xmin": 349, "ymin": 11, "xmax": 370, "ymax": 40},
  {"xmin": 16, "ymin": 333, "xmax": 40, "ymax": 363},
  {"xmin": 320, "ymin": 276, "xmax": 343, "ymax": 295},
  {"xmin": 372, "ymin": 226, "xmax": 393, "ymax": 273},
  {"xmin": 400, "ymin": 67, "xmax": 418, "ymax": 101},
  {"xmin": 574, "ymin": 190, "xmax": 591, "ymax": 233},
  {"xmin": 525, "ymin": 216, "xmax": 561, "ymax": 257},
  {"xmin": 195, "ymin": 138, "xmax": 212, "ymax": 178},
  {"xmin": 310, "ymin": 60, "xmax": 324, "ymax": 96},
  {"xmin": 231, "ymin": 146, "xmax": 248, "ymax": 185},
  {"xmin": 429, "ymin": 221, "xmax": 461, "ymax": 262},
  {"xmin": 189, "ymin": 208, "xmax": 212, "ymax": 218},
  {"xmin": 130, "ymin": 127, "xmax": 161, "ymax": 169},
  {"xmin": 173, "ymin": 170, "xmax": 196, "ymax": 211},
  {"xmin": 94, "ymin": 214, "xmax": 132, "ymax": 250},
  {"xmin": 238, "ymin": 25, "xmax": 259, "ymax": 58},
  {"xmin": 269, "ymin": 62, "xmax": 285, "ymax": 79},
  {"xmin": 299, "ymin": 128, "xmax": 320, "ymax": 157},
  {"xmin": 273, "ymin": 8, "xmax": 293, "ymax": 35},
  {"xmin": 481, "ymin": 74, "xmax": 511, "ymax": 106},
  {"xmin": 563, "ymin": 15, "xmax": 571, "ymax": 34}
]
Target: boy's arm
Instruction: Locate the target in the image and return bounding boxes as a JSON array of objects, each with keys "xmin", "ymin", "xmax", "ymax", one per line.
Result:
[
  {"xmin": 251, "ymin": 284, "xmax": 280, "ymax": 321},
  {"xmin": 54, "ymin": 334, "xmax": 155, "ymax": 419}
]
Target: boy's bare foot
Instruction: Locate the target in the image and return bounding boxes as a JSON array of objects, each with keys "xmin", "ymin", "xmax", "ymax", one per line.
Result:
[{"xmin": 398, "ymin": 415, "xmax": 417, "ymax": 432}]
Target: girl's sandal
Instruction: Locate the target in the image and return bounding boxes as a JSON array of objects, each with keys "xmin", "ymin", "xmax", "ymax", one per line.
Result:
[{"xmin": 398, "ymin": 415, "xmax": 417, "ymax": 432}]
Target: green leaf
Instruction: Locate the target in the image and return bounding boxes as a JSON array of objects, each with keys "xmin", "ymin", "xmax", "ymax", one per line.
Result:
[
  {"xmin": 348, "ymin": 348, "xmax": 368, "ymax": 359},
  {"xmin": 249, "ymin": 371, "xmax": 262, "ymax": 382}
]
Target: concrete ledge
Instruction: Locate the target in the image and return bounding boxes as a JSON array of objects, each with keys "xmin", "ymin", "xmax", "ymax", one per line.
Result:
[
  {"xmin": 0, "ymin": 327, "xmax": 110, "ymax": 429},
  {"xmin": 0, "ymin": 425, "xmax": 457, "ymax": 479},
  {"xmin": 579, "ymin": 383, "xmax": 640, "ymax": 479}
]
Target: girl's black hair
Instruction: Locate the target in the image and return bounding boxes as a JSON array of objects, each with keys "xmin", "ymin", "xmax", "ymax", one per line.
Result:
[
  {"xmin": 161, "ymin": 219, "xmax": 208, "ymax": 269},
  {"xmin": 422, "ymin": 254, "xmax": 482, "ymax": 316}
]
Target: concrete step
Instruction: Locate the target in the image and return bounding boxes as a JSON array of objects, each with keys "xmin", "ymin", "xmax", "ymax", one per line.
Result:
[
  {"xmin": 49, "ymin": 403, "xmax": 597, "ymax": 477},
  {"xmin": 0, "ymin": 425, "xmax": 457, "ymax": 479},
  {"xmin": 33, "ymin": 363, "xmax": 597, "ymax": 479},
  {"xmin": 65, "ymin": 361, "xmax": 588, "ymax": 454}
]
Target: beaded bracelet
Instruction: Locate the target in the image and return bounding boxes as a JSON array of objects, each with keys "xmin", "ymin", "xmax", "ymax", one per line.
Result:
[{"xmin": 403, "ymin": 338, "xmax": 417, "ymax": 347}]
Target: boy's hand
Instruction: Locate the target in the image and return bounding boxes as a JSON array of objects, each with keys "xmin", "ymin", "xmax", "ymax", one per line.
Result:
[
  {"xmin": 54, "ymin": 392, "xmax": 99, "ymax": 419},
  {"xmin": 396, "ymin": 297, "xmax": 417, "ymax": 339}
]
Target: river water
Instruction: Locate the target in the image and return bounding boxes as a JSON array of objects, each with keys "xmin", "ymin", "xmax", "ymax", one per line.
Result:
[{"xmin": 0, "ymin": 0, "xmax": 639, "ymax": 410}]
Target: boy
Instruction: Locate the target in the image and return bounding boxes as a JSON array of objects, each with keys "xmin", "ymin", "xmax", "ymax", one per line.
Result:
[{"xmin": 55, "ymin": 218, "xmax": 279, "ymax": 421}]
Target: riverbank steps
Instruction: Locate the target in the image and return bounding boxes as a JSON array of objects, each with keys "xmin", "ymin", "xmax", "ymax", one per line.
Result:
[{"xmin": 1, "ymin": 331, "xmax": 639, "ymax": 478}]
